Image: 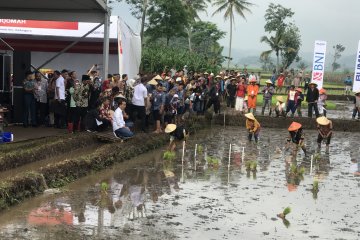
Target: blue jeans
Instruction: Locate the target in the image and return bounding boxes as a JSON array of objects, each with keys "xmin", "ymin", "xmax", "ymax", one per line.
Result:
[{"xmin": 115, "ymin": 127, "xmax": 134, "ymax": 138}]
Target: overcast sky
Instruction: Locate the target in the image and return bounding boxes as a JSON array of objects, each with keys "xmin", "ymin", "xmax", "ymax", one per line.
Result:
[{"xmin": 111, "ymin": 0, "xmax": 360, "ymax": 56}]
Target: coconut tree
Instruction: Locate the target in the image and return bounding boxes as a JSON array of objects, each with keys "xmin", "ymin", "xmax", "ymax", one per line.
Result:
[
  {"xmin": 260, "ymin": 31, "xmax": 295, "ymax": 73},
  {"xmin": 181, "ymin": 0, "xmax": 211, "ymax": 52},
  {"xmin": 212, "ymin": 0, "xmax": 254, "ymax": 69}
]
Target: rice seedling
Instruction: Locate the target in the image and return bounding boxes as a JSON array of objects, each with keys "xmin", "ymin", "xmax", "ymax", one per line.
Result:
[
  {"xmin": 277, "ymin": 207, "xmax": 291, "ymax": 219},
  {"xmin": 163, "ymin": 151, "xmax": 176, "ymax": 161},
  {"xmin": 206, "ymin": 156, "xmax": 220, "ymax": 167},
  {"xmin": 197, "ymin": 145, "xmax": 203, "ymax": 154}
]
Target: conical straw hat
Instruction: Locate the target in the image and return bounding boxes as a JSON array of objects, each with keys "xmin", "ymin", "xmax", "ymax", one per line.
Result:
[
  {"xmin": 316, "ymin": 116, "xmax": 330, "ymax": 125},
  {"xmin": 288, "ymin": 122, "xmax": 302, "ymax": 131},
  {"xmin": 165, "ymin": 124, "xmax": 177, "ymax": 133},
  {"xmin": 245, "ymin": 113, "xmax": 255, "ymax": 121}
]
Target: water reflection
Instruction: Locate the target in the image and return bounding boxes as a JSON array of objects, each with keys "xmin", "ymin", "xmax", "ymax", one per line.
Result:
[{"xmin": 0, "ymin": 127, "xmax": 359, "ymax": 239}]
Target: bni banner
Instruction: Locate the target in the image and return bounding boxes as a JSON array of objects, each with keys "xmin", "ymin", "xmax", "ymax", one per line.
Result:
[
  {"xmin": 353, "ymin": 40, "xmax": 360, "ymax": 92},
  {"xmin": 311, "ymin": 40, "xmax": 327, "ymax": 89}
]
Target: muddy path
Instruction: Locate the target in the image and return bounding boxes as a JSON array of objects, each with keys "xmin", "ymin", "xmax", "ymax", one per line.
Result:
[{"xmin": 0, "ymin": 127, "xmax": 359, "ymax": 240}]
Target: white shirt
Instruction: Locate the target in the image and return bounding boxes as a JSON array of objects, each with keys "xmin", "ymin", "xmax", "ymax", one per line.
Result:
[
  {"xmin": 112, "ymin": 107, "xmax": 125, "ymax": 131},
  {"xmin": 132, "ymin": 83, "xmax": 147, "ymax": 106},
  {"xmin": 55, "ymin": 76, "xmax": 65, "ymax": 100},
  {"xmin": 289, "ymin": 90, "xmax": 296, "ymax": 101}
]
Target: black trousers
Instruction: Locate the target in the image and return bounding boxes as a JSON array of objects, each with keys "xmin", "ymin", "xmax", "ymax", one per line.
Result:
[
  {"xmin": 227, "ymin": 96, "xmax": 235, "ymax": 108},
  {"xmin": 54, "ymin": 100, "xmax": 66, "ymax": 128},
  {"xmin": 308, "ymin": 103, "xmax": 319, "ymax": 118},
  {"xmin": 36, "ymin": 101, "xmax": 48, "ymax": 125},
  {"xmin": 206, "ymin": 98, "xmax": 220, "ymax": 114},
  {"xmin": 131, "ymin": 105, "xmax": 146, "ymax": 131},
  {"xmin": 73, "ymin": 107, "xmax": 88, "ymax": 131}
]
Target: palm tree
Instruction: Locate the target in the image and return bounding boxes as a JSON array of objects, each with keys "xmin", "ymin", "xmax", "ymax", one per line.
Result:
[
  {"xmin": 212, "ymin": 0, "xmax": 254, "ymax": 69},
  {"xmin": 260, "ymin": 31, "xmax": 294, "ymax": 73}
]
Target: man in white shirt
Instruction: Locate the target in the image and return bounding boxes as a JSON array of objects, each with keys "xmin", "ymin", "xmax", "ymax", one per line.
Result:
[
  {"xmin": 131, "ymin": 77, "xmax": 148, "ymax": 132},
  {"xmin": 54, "ymin": 70, "xmax": 66, "ymax": 128},
  {"xmin": 113, "ymin": 98, "xmax": 134, "ymax": 138}
]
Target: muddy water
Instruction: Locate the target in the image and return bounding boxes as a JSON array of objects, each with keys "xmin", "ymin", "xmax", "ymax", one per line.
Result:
[{"xmin": 0, "ymin": 127, "xmax": 359, "ymax": 240}]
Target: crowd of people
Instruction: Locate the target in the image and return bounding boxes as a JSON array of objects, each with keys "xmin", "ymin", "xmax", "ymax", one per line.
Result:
[{"xmin": 20, "ymin": 66, "xmax": 359, "ymax": 139}]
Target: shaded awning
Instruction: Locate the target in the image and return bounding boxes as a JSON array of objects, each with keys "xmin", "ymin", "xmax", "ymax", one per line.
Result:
[{"xmin": 0, "ymin": 0, "xmax": 108, "ymax": 23}]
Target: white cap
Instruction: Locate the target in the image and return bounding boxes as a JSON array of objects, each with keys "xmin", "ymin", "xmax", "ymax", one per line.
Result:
[{"xmin": 173, "ymin": 94, "xmax": 179, "ymax": 98}]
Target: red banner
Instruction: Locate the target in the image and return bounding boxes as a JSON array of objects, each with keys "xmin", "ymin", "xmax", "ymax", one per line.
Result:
[{"xmin": 0, "ymin": 19, "xmax": 78, "ymax": 30}]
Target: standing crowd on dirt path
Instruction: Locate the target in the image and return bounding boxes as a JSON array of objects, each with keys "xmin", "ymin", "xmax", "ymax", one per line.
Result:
[{"xmin": 14, "ymin": 66, "xmax": 360, "ymax": 139}]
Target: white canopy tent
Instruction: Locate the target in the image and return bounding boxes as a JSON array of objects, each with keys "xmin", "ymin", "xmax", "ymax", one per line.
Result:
[{"xmin": 0, "ymin": 0, "xmax": 110, "ymax": 79}]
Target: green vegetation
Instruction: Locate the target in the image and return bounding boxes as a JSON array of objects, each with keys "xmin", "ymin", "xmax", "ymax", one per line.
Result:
[
  {"xmin": 212, "ymin": 0, "xmax": 254, "ymax": 68},
  {"xmin": 163, "ymin": 151, "xmax": 176, "ymax": 161},
  {"xmin": 254, "ymin": 95, "xmax": 337, "ymax": 110},
  {"xmin": 312, "ymin": 180, "xmax": 319, "ymax": 199},
  {"xmin": 101, "ymin": 182, "xmax": 109, "ymax": 192},
  {"xmin": 261, "ymin": 3, "xmax": 301, "ymax": 72},
  {"xmin": 206, "ymin": 156, "xmax": 220, "ymax": 166},
  {"xmin": 290, "ymin": 164, "xmax": 305, "ymax": 177},
  {"xmin": 277, "ymin": 206, "xmax": 291, "ymax": 220},
  {"xmin": 197, "ymin": 145, "xmax": 203, "ymax": 155},
  {"xmin": 245, "ymin": 160, "xmax": 257, "ymax": 171}
]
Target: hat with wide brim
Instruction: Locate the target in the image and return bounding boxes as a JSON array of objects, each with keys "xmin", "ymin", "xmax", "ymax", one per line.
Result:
[
  {"xmin": 265, "ymin": 80, "xmax": 272, "ymax": 84},
  {"xmin": 316, "ymin": 116, "xmax": 330, "ymax": 125},
  {"xmin": 276, "ymin": 96, "xmax": 284, "ymax": 102},
  {"xmin": 295, "ymin": 88, "xmax": 302, "ymax": 93},
  {"xmin": 319, "ymin": 88, "xmax": 326, "ymax": 94},
  {"xmin": 245, "ymin": 113, "xmax": 256, "ymax": 121},
  {"xmin": 154, "ymin": 75, "xmax": 162, "ymax": 81},
  {"xmin": 288, "ymin": 122, "xmax": 302, "ymax": 131},
  {"xmin": 148, "ymin": 79, "xmax": 158, "ymax": 86},
  {"xmin": 215, "ymin": 75, "xmax": 222, "ymax": 79},
  {"xmin": 204, "ymin": 72, "xmax": 209, "ymax": 75},
  {"xmin": 308, "ymin": 82, "xmax": 318, "ymax": 86},
  {"xmin": 355, "ymin": 91, "xmax": 360, "ymax": 95},
  {"xmin": 165, "ymin": 124, "xmax": 177, "ymax": 133}
]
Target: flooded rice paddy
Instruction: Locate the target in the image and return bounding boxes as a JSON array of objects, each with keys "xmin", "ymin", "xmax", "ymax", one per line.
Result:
[{"xmin": 0, "ymin": 127, "xmax": 359, "ymax": 240}]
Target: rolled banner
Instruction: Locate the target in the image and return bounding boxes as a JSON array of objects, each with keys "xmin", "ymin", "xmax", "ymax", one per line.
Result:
[
  {"xmin": 311, "ymin": 40, "xmax": 327, "ymax": 89},
  {"xmin": 353, "ymin": 40, "xmax": 360, "ymax": 92}
]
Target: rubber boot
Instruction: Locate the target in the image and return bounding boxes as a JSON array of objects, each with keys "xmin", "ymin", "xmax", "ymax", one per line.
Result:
[
  {"xmin": 269, "ymin": 109, "xmax": 272, "ymax": 117},
  {"xmin": 248, "ymin": 133, "xmax": 253, "ymax": 141},
  {"xmin": 261, "ymin": 107, "xmax": 265, "ymax": 116},
  {"xmin": 67, "ymin": 123, "xmax": 73, "ymax": 134},
  {"xmin": 254, "ymin": 135, "xmax": 259, "ymax": 143},
  {"xmin": 291, "ymin": 113, "xmax": 294, "ymax": 118},
  {"xmin": 77, "ymin": 121, "xmax": 81, "ymax": 132}
]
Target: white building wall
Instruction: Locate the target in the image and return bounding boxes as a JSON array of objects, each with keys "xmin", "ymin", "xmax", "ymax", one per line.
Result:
[{"xmin": 31, "ymin": 51, "xmax": 120, "ymax": 76}]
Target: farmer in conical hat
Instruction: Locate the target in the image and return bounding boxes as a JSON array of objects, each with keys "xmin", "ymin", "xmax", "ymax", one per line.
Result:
[
  {"xmin": 275, "ymin": 96, "xmax": 286, "ymax": 117},
  {"xmin": 316, "ymin": 116, "xmax": 333, "ymax": 148},
  {"xmin": 245, "ymin": 113, "xmax": 261, "ymax": 143},
  {"xmin": 165, "ymin": 124, "xmax": 189, "ymax": 151},
  {"xmin": 286, "ymin": 122, "xmax": 306, "ymax": 156}
]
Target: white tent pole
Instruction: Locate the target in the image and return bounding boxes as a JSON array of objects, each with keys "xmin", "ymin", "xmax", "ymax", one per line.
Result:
[{"xmin": 102, "ymin": 13, "xmax": 110, "ymax": 80}]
